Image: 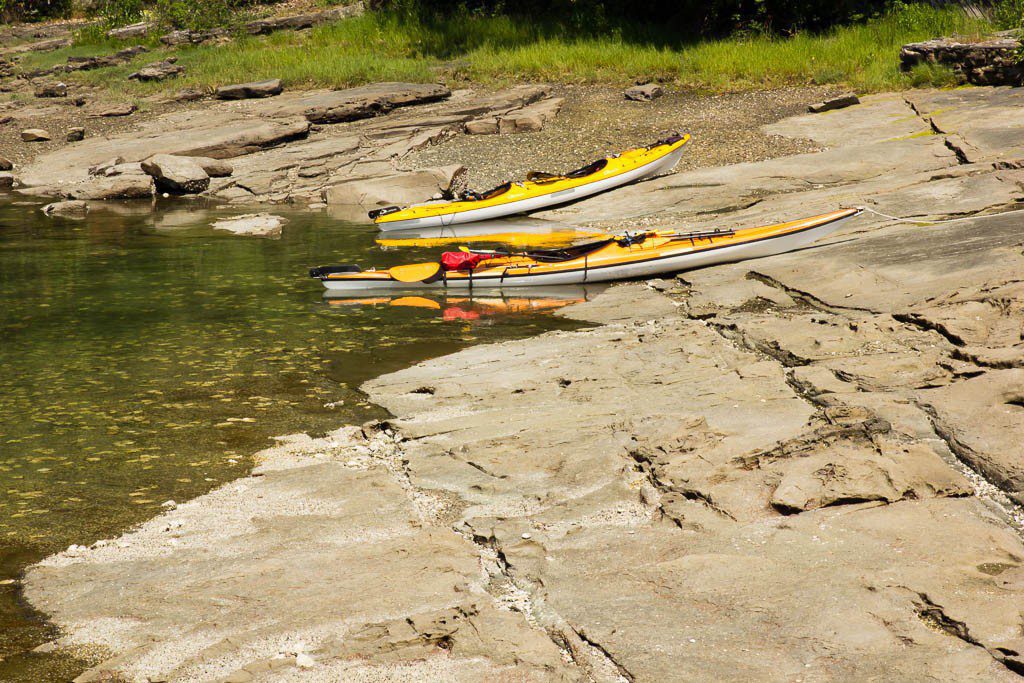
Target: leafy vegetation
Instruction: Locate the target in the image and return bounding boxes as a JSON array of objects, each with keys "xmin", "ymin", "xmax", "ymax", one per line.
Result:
[{"xmin": 34, "ymin": 2, "xmax": 989, "ymax": 94}]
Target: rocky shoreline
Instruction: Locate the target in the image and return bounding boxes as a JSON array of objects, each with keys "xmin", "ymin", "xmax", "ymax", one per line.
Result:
[{"xmin": 16, "ymin": 83, "xmax": 1024, "ymax": 681}]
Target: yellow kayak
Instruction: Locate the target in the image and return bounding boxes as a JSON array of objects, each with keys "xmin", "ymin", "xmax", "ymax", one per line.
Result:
[
  {"xmin": 312, "ymin": 208, "xmax": 862, "ymax": 291},
  {"xmin": 369, "ymin": 134, "xmax": 691, "ymax": 231}
]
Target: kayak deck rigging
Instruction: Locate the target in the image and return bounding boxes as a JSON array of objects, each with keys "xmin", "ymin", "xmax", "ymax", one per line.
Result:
[{"xmin": 312, "ymin": 208, "xmax": 863, "ymax": 291}]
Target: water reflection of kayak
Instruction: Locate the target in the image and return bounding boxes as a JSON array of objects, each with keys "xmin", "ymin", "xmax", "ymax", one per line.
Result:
[
  {"xmin": 323, "ymin": 286, "xmax": 606, "ymax": 318},
  {"xmin": 370, "ymin": 135, "xmax": 690, "ymax": 231},
  {"xmin": 312, "ymin": 209, "xmax": 862, "ymax": 292}
]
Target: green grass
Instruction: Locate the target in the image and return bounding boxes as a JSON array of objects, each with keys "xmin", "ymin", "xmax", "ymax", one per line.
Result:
[{"xmin": 26, "ymin": 4, "xmax": 993, "ymax": 96}]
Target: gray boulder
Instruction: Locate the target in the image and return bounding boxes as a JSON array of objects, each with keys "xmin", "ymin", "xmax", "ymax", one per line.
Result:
[
  {"xmin": 625, "ymin": 83, "xmax": 664, "ymax": 101},
  {"xmin": 215, "ymin": 79, "xmax": 283, "ymax": 100},
  {"xmin": 140, "ymin": 154, "xmax": 211, "ymax": 194}
]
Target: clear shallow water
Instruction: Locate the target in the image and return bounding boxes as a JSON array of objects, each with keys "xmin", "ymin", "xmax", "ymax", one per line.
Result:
[{"xmin": 0, "ymin": 198, "xmax": 588, "ymax": 680}]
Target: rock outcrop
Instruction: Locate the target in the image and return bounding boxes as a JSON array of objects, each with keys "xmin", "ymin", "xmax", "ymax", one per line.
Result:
[
  {"xmin": 128, "ymin": 59, "xmax": 183, "ymax": 82},
  {"xmin": 20, "ymin": 84, "xmax": 1024, "ymax": 683},
  {"xmin": 264, "ymin": 82, "xmax": 451, "ymax": 123},
  {"xmin": 322, "ymin": 165, "xmax": 466, "ymax": 215},
  {"xmin": 901, "ymin": 36, "xmax": 1024, "ymax": 86},
  {"xmin": 215, "ymin": 79, "xmax": 284, "ymax": 100}
]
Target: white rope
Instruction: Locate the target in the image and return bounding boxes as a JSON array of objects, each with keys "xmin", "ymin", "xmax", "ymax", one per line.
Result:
[{"xmin": 858, "ymin": 205, "xmax": 1024, "ymax": 225}]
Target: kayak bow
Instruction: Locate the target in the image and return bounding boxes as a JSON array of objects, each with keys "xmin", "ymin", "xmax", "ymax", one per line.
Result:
[{"xmin": 313, "ymin": 208, "xmax": 862, "ymax": 291}]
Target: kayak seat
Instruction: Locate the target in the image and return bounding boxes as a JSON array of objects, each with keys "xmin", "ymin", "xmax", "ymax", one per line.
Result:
[
  {"xmin": 526, "ymin": 171, "xmax": 563, "ymax": 183},
  {"xmin": 309, "ymin": 264, "xmax": 362, "ymax": 279},
  {"xmin": 461, "ymin": 181, "xmax": 512, "ymax": 202},
  {"xmin": 564, "ymin": 158, "xmax": 608, "ymax": 179},
  {"xmin": 523, "ymin": 238, "xmax": 615, "ymax": 262}
]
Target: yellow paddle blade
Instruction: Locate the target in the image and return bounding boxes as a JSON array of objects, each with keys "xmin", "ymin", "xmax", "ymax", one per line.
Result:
[
  {"xmin": 390, "ymin": 296, "xmax": 442, "ymax": 309},
  {"xmin": 388, "ymin": 262, "xmax": 443, "ymax": 283}
]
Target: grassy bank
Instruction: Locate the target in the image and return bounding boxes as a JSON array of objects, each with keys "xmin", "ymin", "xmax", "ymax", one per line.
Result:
[{"xmin": 19, "ymin": 4, "xmax": 994, "ymax": 94}]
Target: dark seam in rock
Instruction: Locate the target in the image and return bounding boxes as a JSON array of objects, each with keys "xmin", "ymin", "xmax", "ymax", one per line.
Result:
[
  {"xmin": 891, "ymin": 312, "xmax": 967, "ymax": 346},
  {"xmin": 745, "ymin": 271, "xmax": 878, "ymax": 314},
  {"xmin": 572, "ymin": 627, "xmax": 635, "ymax": 682}
]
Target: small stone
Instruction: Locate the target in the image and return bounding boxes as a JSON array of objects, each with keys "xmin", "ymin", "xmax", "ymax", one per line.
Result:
[
  {"xmin": 808, "ymin": 94, "xmax": 860, "ymax": 113},
  {"xmin": 66, "ymin": 127, "xmax": 85, "ymax": 142},
  {"xmin": 0, "ymin": 172, "xmax": 14, "ymax": 189},
  {"xmin": 72, "ymin": 96, "xmax": 87, "ymax": 107},
  {"xmin": 0, "ymin": 156, "xmax": 12, "ymax": 171},
  {"xmin": 21, "ymin": 129, "xmax": 51, "ymax": 142},
  {"xmin": 172, "ymin": 88, "xmax": 206, "ymax": 102},
  {"xmin": 295, "ymin": 653, "xmax": 316, "ymax": 669},
  {"xmin": 215, "ymin": 79, "xmax": 283, "ymax": 100},
  {"xmin": 34, "ymin": 82, "xmax": 67, "ymax": 98},
  {"xmin": 625, "ymin": 83, "xmax": 664, "ymax": 102},
  {"xmin": 521, "ymin": 533, "xmax": 532, "ymax": 539},
  {"xmin": 161, "ymin": 500, "xmax": 177, "ymax": 509},
  {"xmin": 465, "ymin": 117, "xmax": 499, "ymax": 135}
]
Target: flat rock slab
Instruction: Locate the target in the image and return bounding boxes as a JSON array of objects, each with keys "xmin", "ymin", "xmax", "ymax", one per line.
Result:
[
  {"xmin": 18, "ymin": 111, "xmax": 310, "ymax": 189},
  {"xmin": 264, "ymin": 82, "xmax": 451, "ymax": 123},
  {"xmin": 24, "ymin": 429, "xmax": 575, "ymax": 682}
]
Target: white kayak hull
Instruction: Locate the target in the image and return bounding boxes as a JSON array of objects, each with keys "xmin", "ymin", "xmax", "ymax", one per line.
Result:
[
  {"xmin": 375, "ymin": 145, "xmax": 686, "ymax": 232},
  {"xmin": 323, "ymin": 214, "xmax": 855, "ymax": 292}
]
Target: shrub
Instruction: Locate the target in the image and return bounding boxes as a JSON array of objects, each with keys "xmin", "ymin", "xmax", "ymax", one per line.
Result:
[
  {"xmin": 96, "ymin": 0, "xmax": 145, "ymax": 25},
  {"xmin": 0, "ymin": 0, "xmax": 73, "ymax": 22}
]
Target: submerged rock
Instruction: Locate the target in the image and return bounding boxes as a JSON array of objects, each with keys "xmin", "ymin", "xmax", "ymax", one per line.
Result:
[
  {"xmin": 212, "ymin": 213, "xmax": 287, "ymax": 238},
  {"xmin": 41, "ymin": 200, "xmax": 89, "ymax": 217}
]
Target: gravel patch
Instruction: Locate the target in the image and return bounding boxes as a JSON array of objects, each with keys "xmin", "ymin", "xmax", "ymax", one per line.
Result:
[{"xmin": 403, "ymin": 84, "xmax": 839, "ymax": 192}]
